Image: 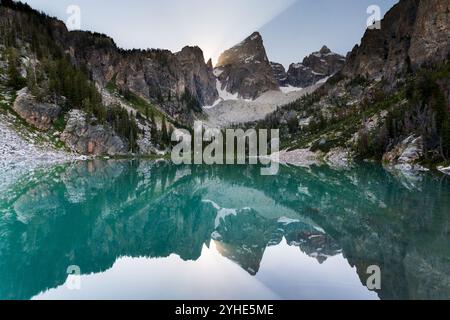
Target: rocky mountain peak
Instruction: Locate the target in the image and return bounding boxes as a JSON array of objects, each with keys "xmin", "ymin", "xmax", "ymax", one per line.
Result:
[
  {"xmin": 343, "ymin": 0, "xmax": 450, "ymax": 82},
  {"xmin": 282, "ymin": 46, "xmax": 346, "ymax": 88},
  {"xmin": 175, "ymin": 46, "xmax": 218, "ymax": 107},
  {"xmin": 319, "ymin": 45, "xmax": 332, "ymax": 55},
  {"xmin": 214, "ymin": 31, "xmax": 279, "ymax": 100},
  {"xmin": 216, "ymin": 31, "xmax": 267, "ymax": 67},
  {"xmin": 206, "ymin": 58, "xmax": 213, "ymax": 70},
  {"xmin": 270, "ymin": 62, "xmax": 288, "ymax": 87},
  {"xmin": 177, "ymin": 45, "xmax": 204, "ymax": 60}
]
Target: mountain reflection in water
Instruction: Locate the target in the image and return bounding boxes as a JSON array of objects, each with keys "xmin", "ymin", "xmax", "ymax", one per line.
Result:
[{"xmin": 0, "ymin": 160, "xmax": 449, "ymax": 300}]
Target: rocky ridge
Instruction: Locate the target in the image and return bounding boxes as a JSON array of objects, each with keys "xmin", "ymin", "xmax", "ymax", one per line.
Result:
[
  {"xmin": 343, "ymin": 0, "xmax": 450, "ymax": 82},
  {"xmin": 214, "ymin": 32, "xmax": 279, "ymax": 100},
  {"xmin": 285, "ymin": 46, "xmax": 346, "ymax": 88}
]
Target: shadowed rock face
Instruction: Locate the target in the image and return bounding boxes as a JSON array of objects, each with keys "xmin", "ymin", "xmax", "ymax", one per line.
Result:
[
  {"xmin": 61, "ymin": 34, "xmax": 218, "ymax": 122},
  {"xmin": 12, "ymin": 88, "xmax": 60, "ymax": 131},
  {"xmin": 285, "ymin": 46, "xmax": 345, "ymax": 88},
  {"xmin": 175, "ymin": 46, "xmax": 218, "ymax": 107},
  {"xmin": 215, "ymin": 32, "xmax": 280, "ymax": 100},
  {"xmin": 343, "ymin": 0, "xmax": 450, "ymax": 82},
  {"xmin": 270, "ymin": 62, "xmax": 288, "ymax": 87}
]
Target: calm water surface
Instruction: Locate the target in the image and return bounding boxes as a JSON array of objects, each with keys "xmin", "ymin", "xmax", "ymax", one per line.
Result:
[{"xmin": 0, "ymin": 160, "xmax": 449, "ymax": 300}]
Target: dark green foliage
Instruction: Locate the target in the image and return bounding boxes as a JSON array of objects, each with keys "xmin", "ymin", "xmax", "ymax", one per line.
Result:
[
  {"xmin": 107, "ymin": 105, "xmax": 138, "ymax": 152},
  {"xmin": 161, "ymin": 115, "xmax": 169, "ymax": 146},
  {"xmin": 181, "ymin": 89, "xmax": 202, "ymax": 113},
  {"xmin": 380, "ymin": 64, "xmax": 450, "ymax": 162},
  {"xmin": 6, "ymin": 48, "xmax": 26, "ymax": 90},
  {"xmin": 44, "ymin": 56, "xmax": 107, "ymax": 124},
  {"xmin": 149, "ymin": 110, "xmax": 158, "ymax": 143},
  {"xmin": 355, "ymin": 63, "xmax": 450, "ymax": 162}
]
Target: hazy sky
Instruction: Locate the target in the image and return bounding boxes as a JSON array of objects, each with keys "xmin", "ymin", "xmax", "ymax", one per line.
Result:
[{"xmin": 22, "ymin": 0, "xmax": 398, "ymax": 68}]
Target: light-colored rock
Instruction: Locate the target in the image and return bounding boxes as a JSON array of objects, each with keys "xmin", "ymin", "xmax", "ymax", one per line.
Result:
[
  {"xmin": 324, "ymin": 147, "xmax": 353, "ymax": 169},
  {"xmin": 272, "ymin": 149, "xmax": 323, "ymax": 167},
  {"xmin": 437, "ymin": 166, "xmax": 450, "ymax": 175},
  {"xmin": 383, "ymin": 135, "xmax": 427, "ymax": 172},
  {"xmin": 60, "ymin": 110, "xmax": 128, "ymax": 156},
  {"xmin": 12, "ymin": 88, "xmax": 61, "ymax": 131},
  {"xmin": 204, "ymin": 84, "xmax": 321, "ymax": 128},
  {"xmin": 0, "ymin": 113, "xmax": 70, "ymax": 194}
]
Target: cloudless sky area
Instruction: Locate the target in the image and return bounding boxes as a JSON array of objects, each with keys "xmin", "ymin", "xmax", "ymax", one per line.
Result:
[{"xmin": 22, "ymin": 0, "xmax": 398, "ymax": 68}]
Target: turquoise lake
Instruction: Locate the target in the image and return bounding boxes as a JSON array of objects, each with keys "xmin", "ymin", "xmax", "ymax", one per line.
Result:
[{"xmin": 0, "ymin": 160, "xmax": 449, "ymax": 300}]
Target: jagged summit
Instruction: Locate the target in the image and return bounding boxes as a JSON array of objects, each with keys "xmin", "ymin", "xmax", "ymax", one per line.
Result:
[
  {"xmin": 319, "ymin": 45, "xmax": 332, "ymax": 55},
  {"xmin": 283, "ymin": 46, "xmax": 346, "ymax": 88},
  {"xmin": 214, "ymin": 31, "xmax": 279, "ymax": 100}
]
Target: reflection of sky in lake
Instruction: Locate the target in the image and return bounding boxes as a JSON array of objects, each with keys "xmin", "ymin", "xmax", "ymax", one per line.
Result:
[{"xmin": 35, "ymin": 240, "xmax": 377, "ymax": 300}]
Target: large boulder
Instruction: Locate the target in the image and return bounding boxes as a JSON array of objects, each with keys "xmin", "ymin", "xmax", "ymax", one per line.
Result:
[
  {"xmin": 60, "ymin": 110, "xmax": 128, "ymax": 156},
  {"xmin": 382, "ymin": 135, "xmax": 425, "ymax": 171},
  {"xmin": 12, "ymin": 88, "xmax": 61, "ymax": 131}
]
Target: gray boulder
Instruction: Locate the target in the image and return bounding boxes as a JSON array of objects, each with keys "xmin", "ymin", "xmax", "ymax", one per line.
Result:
[
  {"xmin": 60, "ymin": 110, "xmax": 128, "ymax": 156},
  {"xmin": 13, "ymin": 88, "xmax": 61, "ymax": 131}
]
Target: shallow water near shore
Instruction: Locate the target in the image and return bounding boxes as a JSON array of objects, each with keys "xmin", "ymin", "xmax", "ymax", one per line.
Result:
[{"xmin": 0, "ymin": 160, "xmax": 449, "ymax": 300}]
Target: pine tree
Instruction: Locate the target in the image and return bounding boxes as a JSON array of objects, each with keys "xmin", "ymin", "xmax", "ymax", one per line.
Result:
[
  {"xmin": 161, "ymin": 115, "xmax": 169, "ymax": 146},
  {"xmin": 26, "ymin": 65, "xmax": 39, "ymax": 97},
  {"xmin": 150, "ymin": 110, "xmax": 158, "ymax": 143},
  {"xmin": 6, "ymin": 48, "xmax": 26, "ymax": 90}
]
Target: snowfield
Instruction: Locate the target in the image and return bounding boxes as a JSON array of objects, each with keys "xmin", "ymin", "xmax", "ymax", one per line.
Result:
[{"xmin": 203, "ymin": 83, "xmax": 322, "ymax": 128}]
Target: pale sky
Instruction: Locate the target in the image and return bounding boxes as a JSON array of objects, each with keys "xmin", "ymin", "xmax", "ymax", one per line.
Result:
[{"xmin": 22, "ymin": 0, "xmax": 398, "ymax": 68}]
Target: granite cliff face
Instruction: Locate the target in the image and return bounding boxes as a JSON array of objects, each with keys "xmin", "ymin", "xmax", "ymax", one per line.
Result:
[
  {"xmin": 285, "ymin": 46, "xmax": 345, "ymax": 88},
  {"xmin": 175, "ymin": 46, "xmax": 218, "ymax": 107},
  {"xmin": 343, "ymin": 0, "xmax": 450, "ymax": 82},
  {"xmin": 59, "ymin": 32, "xmax": 218, "ymax": 121},
  {"xmin": 0, "ymin": 5, "xmax": 218, "ymax": 124},
  {"xmin": 270, "ymin": 62, "xmax": 288, "ymax": 87},
  {"xmin": 215, "ymin": 32, "xmax": 279, "ymax": 100}
]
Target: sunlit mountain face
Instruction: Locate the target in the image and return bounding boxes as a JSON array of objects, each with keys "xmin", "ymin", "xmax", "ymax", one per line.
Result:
[{"xmin": 0, "ymin": 160, "xmax": 449, "ymax": 300}]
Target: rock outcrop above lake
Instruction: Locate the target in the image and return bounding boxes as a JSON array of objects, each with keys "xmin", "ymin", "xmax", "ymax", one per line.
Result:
[
  {"xmin": 12, "ymin": 88, "xmax": 61, "ymax": 131},
  {"xmin": 215, "ymin": 32, "xmax": 279, "ymax": 100},
  {"xmin": 60, "ymin": 110, "xmax": 128, "ymax": 156},
  {"xmin": 383, "ymin": 135, "xmax": 426, "ymax": 172}
]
